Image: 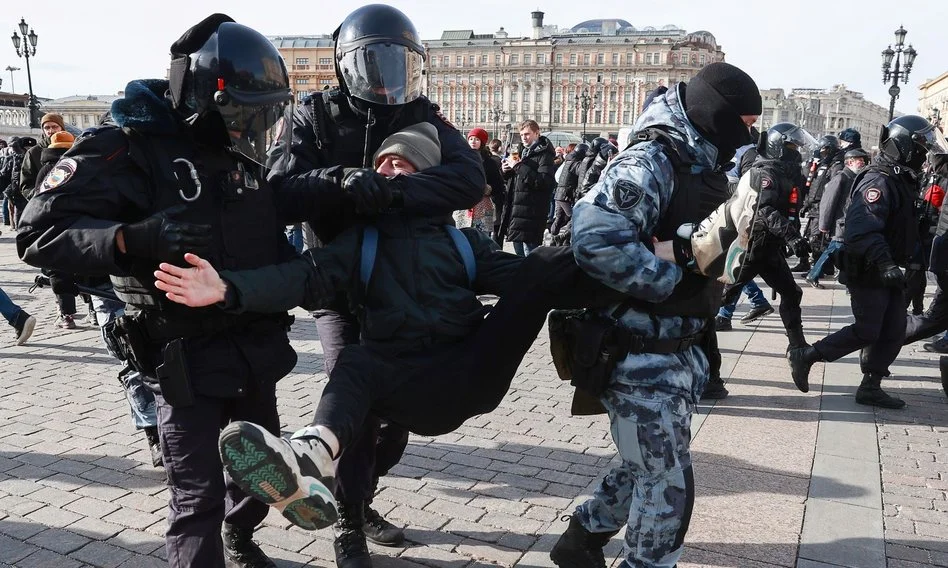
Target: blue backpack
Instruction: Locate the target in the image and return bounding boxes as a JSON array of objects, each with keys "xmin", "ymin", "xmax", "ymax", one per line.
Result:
[{"xmin": 359, "ymin": 225, "xmax": 477, "ymax": 293}]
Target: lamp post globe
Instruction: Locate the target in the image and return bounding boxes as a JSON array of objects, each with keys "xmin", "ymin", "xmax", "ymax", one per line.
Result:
[{"xmin": 10, "ymin": 17, "xmax": 39, "ymax": 129}]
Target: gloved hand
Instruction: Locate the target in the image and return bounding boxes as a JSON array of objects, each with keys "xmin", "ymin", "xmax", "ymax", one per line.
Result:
[
  {"xmin": 879, "ymin": 263, "xmax": 905, "ymax": 288},
  {"xmin": 341, "ymin": 168, "xmax": 394, "ymax": 215},
  {"xmin": 121, "ymin": 205, "xmax": 212, "ymax": 263},
  {"xmin": 789, "ymin": 236, "xmax": 811, "ymax": 259},
  {"xmin": 671, "ymin": 223, "xmax": 700, "ymax": 272},
  {"xmin": 49, "ymin": 273, "xmax": 80, "ymax": 296}
]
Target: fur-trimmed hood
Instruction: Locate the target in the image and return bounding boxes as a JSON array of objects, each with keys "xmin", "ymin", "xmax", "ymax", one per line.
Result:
[{"xmin": 109, "ymin": 79, "xmax": 181, "ymax": 135}]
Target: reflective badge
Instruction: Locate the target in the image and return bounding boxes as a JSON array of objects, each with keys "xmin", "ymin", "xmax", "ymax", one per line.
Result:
[
  {"xmin": 40, "ymin": 158, "xmax": 78, "ymax": 193},
  {"xmin": 612, "ymin": 179, "xmax": 644, "ymax": 210},
  {"xmin": 864, "ymin": 188, "xmax": 882, "ymax": 204}
]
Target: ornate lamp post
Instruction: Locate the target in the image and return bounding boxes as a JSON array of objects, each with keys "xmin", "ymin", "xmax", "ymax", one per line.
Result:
[
  {"xmin": 4, "ymin": 65, "xmax": 20, "ymax": 93},
  {"xmin": 573, "ymin": 88, "xmax": 600, "ymax": 140},
  {"xmin": 454, "ymin": 109, "xmax": 473, "ymax": 131},
  {"xmin": 881, "ymin": 25, "xmax": 917, "ymax": 122},
  {"xmin": 488, "ymin": 106, "xmax": 507, "ymax": 140},
  {"xmin": 11, "ymin": 18, "xmax": 39, "ymax": 128}
]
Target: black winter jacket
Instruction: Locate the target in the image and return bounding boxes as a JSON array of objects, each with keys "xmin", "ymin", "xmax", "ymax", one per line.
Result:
[
  {"xmin": 503, "ymin": 136, "xmax": 556, "ymax": 243},
  {"xmin": 553, "ymin": 152, "xmax": 583, "ymax": 202}
]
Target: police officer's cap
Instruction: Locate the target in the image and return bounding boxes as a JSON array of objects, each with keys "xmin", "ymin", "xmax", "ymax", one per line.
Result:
[{"xmin": 843, "ymin": 148, "xmax": 869, "ymax": 161}]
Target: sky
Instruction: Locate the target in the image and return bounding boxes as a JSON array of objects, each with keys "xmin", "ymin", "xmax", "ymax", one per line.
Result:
[{"xmin": 4, "ymin": 0, "xmax": 944, "ymax": 116}]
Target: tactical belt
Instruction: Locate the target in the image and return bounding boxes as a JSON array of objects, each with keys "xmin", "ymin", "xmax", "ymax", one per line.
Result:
[{"xmin": 615, "ymin": 329, "xmax": 706, "ymax": 355}]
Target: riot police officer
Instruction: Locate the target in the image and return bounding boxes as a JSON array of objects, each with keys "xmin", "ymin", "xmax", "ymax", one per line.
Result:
[
  {"xmin": 796, "ymin": 135, "xmax": 843, "ymax": 273},
  {"xmin": 721, "ymin": 123, "xmax": 813, "ymax": 351},
  {"xmin": 789, "ymin": 115, "xmax": 943, "ymax": 409},
  {"xmin": 265, "ymin": 5, "xmax": 485, "ymax": 567},
  {"xmin": 17, "ymin": 15, "xmax": 295, "ymax": 568}
]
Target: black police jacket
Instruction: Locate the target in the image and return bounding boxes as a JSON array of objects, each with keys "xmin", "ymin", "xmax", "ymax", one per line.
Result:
[
  {"xmin": 553, "ymin": 152, "xmax": 582, "ymax": 202},
  {"xmin": 16, "ymin": 79, "xmax": 298, "ymax": 397},
  {"xmin": 268, "ymin": 90, "xmax": 484, "ymax": 244},
  {"xmin": 844, "ymin": 159, "xmax": 919, "ymax": 270},
  {"xmin": 748, "ymin": 158, "xmax": 804, "ymax": 254},
  {"xmin": 803, "ymin": 152, "xmax": 844, "ymax": 215}
]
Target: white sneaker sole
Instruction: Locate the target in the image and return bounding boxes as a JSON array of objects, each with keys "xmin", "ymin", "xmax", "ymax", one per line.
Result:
[
  {"xmin": 219, "ymin": 421, "xmax": 337, "ymax": 530},
  {"xmin": 15, "ymin": 316, "xmax": 36, "ymax": 346}
]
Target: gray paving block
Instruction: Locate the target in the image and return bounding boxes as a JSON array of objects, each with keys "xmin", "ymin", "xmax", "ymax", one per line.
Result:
[
  {"xmin": 809, "ymin": 454, "xmax": 882, "ymax": 510},
  {"xmin": 816, "ymin": 420, "xmax": 878, "ymax": 461},
  {"xmin": 799, "ymin": 499, "xmax": 885, "ymax": 568}
]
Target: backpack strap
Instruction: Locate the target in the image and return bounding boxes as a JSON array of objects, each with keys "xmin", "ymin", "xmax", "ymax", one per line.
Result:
[
  {"xmin": 444, "ymin": 225, "xmax": 477, "ymax": 285},
  {"xmin": 360, "ymin": 225, "xmax": 379, "ymax": 294}
]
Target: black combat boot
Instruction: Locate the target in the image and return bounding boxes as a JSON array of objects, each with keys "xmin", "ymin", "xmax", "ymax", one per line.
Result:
[
  {"xmin": 363, "ymin": 501, "xmax": 404, "ymax": 546},
  {"xmin": 334, "ymin": 502, "xmax": 372, "ymax": 568},
  {"xmin": 700, "ymin": 375, "xmax": 729, "ymax": 400},
  {"xmin": 787, "ymin": 346, "xmax": 821, "ymax": 393},
  {"xmin": 855, "ymin": 374, "xmax": 905, "ymax": 409},
  {"xmin": 222, "ymin": 524, "xmax": 277, "ymax": 568},
  {"xmin": 143, "ymin": 426, "xmax": 162, "ymax": 468},
  {"xmin": 550, "ymin": 514, "xmax": 618, "ymax": 568},
  {"xmin": 786, "ymin": 327, "xmax": 809, "ymax": 351}
]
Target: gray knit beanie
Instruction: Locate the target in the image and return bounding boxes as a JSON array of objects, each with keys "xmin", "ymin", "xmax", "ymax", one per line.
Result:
[{"xmin": 373, "ymin": 122, "xmax": 442, "ymax": 172}]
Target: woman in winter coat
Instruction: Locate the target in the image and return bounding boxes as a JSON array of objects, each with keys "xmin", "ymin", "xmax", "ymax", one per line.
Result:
[{"xmin": 455, "ymin": 128, "xmax": 503, "ymax": 236}]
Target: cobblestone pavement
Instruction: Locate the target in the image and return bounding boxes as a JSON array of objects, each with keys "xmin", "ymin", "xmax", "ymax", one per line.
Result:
[{"xmin": 1, "ymin": 232, "xmax": 946, "ymax": 568}]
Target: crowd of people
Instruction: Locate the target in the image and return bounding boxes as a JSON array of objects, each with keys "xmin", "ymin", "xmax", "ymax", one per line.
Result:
[{"xmin": 2, "ymin": 6, "xmax": 947, "ymax": 568}]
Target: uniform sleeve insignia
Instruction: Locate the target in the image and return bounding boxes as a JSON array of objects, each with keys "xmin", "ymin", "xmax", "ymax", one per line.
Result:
[
  {"xmin": 864, "ymin": 188, "xmax": 882, "ymax": 203},
  {"xmin": 612, "ymin": 179, "xmax": 645, "ymax": 210},
  {"xmin": 761, "ymin": 177, "xmax": 771, "ymax": 189},
  {"xmin": 40, "ymin": 158, "xmax": 78, "ymax": 193}
]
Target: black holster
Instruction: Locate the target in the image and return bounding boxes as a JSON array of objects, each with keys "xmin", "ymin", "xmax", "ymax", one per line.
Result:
[
  {"xmin": 549, "ymin": 310, "xmax": 624, "ymax": 398},
  {"xmin": 104, "ymin": 314, "xmax": 154, "ymax": 376}
]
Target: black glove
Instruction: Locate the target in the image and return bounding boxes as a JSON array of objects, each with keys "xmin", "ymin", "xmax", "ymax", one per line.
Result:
[
  {"xmin": 789, "ymin": 236, "xmax": 810, "ymax": 258},
  {"xmin": 49, "ymin": 273, "xmax": 80, "ymax": 296},
  {"xmin": 672, "ymin": 223, "xmax": 699, "ymax": 272},
  {"xmin": 341, "ymin": 168, "xmax": 394, "ymax": 215},
  {"xmin": 121, "ymin": 205, "xmax": 212, "ymax": 262},
  {"xmin": 879, "ymin": 263, "xmax": 905, "ymax": 288}
]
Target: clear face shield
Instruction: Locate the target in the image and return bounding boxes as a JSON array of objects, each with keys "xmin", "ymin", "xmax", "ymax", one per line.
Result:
[
  {"xmin": 217, "ymin": 88, "xmax": 294, "ymax": 166},
  {"xmin": 784, "ymin": 126, "xmax": 818, "ymax": 161},
  {"xmin": 338, "ymin": 43, "xmax": 425, "ymax": 106}
]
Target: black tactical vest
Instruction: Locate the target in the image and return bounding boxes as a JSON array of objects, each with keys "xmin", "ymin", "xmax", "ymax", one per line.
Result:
[
  {"xmin": 110, "ymin": 128, "xmax": 285, "ymax": 338},
  {"xmin": 849, "ymin": 164, "xmax": 919, "ymax": 266},
  {"xmin": 636, "ymin": 128, "xmax": 730, "ymax": 318}
]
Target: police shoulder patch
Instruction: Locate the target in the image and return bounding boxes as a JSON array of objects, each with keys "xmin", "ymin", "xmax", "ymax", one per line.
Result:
[
  {"xmin": 40, "ymin": 158, "xmax": 78, "ymax": 193},
  {"xmin": 864, "ymin": 187, "xmax": 882, "ymax": 204},
  {"xmin": 760, "ymin": 176, "xmax": 771, "ymax": 189},
  {"xmin": 612, "ymin": 179, "xmax": 645, "ymax": 210}
]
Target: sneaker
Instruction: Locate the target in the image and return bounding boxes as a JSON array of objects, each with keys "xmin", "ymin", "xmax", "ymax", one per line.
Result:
[
  {"xmin": 923, "ymin": 338, "xmax": 948, "ymax": 354},
  {"xmin": 58, "ymin": 314, "xmax": 77, "ymax": 330},
  {"xmin": 219, "ymin": 421, "xmax": 338, "ymax": 531},
  {"xmin": 740, "ymin": 305, "xmax": 774, "ymax": 324},
  {"xmin": 805, "ymin": 277, "xmax": 824, "ymax": 289},
  {"xmin": 714, "ymin": 315, "xmax": 732, "ymax": 332},
  {"xmin": 12, "ymin": 311, "xmax": 36, "ymax": 345}
]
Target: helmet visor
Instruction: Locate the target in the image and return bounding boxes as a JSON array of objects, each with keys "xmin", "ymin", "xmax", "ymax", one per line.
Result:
[
  {"xmin": 924, "ymin": 125, "xmax": 948, "ymax": 155},
  {"xmin": 218, "ymin": 89, "xmax": 293, "ymax": 165},
  {"xmin": 783, "ymin": 126, "xmax": 819, "ymax": 158},
  {"xmin": 338, "ymin": 43, "xmax": 424, "ymax": 106}
]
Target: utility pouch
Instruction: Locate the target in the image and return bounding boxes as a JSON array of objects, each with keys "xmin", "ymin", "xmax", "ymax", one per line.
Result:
[
  {"xmin": 156, "ymin": 338, "xmax": 195, "ymax": 408},
  {"xmin": 110, "ymin": 315, "xmax": 154, "ymax": 376},
  {"xmin": 548, "ymin": 309, "xmax": 584, "ymax": 381},
  {"xmin": 548, "ymin": 309, "xmax": 626, "ymax": 398}
]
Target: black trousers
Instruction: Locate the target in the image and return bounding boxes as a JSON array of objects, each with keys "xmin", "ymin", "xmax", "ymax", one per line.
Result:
[
  {"xmin": 311, "ymin": 246, "xmax": 625, "ymax": 448},
  {"xmin": 156, "ymin": 386, "xmax": 279, "ymax": 568},
  {"xmin": 904, "ymin": 267, "xmax": 927, "ymax": 314},
  {"xmin": 905, "ymin": 272, "xmax": 948, "ymax": 344},
  {"xmin": 722, "ymin": 251, "xmax": 803, "ymax": 333},
  {"xmin": 551, "ymin": 200, "xmax": 573, "ymax": 236},
  {"xmin": 314, "ymin": 303, "xmax": 410, "ymax": 505},
  {"xmin": 814, "ymin": 285, "xmax": 906, "ymax": 376}
]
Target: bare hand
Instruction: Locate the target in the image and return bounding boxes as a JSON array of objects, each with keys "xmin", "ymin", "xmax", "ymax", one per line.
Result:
[
  {"xmin": 154, "ymin": 253, "xmax": 227, "ymax": 307},
  {"xmin": 653, "ymin": 238, "xmax": 675, "ymax": 262}
]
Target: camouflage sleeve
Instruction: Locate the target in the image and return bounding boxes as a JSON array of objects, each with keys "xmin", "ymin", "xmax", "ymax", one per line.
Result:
[{"xmin": 570, "ymin": 142, "xmax": 683, "ymax": 301}]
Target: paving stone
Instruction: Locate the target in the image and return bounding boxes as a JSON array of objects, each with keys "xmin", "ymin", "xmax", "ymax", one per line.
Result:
[
  {"xmin": 68, "ymin": 540, "xmax": 134, "ymax": 568},
  {"xmin": 27, "ymin": 527, "xmax": 93, "ymax": 555}
]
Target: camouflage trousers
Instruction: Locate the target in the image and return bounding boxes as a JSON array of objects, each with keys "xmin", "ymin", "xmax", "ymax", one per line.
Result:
[{"xmin": 576, "ymin": 383, "xmax": 696, "ymax": 568}]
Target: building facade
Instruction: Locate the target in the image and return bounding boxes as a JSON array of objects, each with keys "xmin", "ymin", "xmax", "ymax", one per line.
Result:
[
  {"xmin": 39, "ymin": 93, "xmax": 123, "ymax": 131},
  {"xmin": 269, "ymin": 35, "xmax": 337, "ymax": 103},
  {"xmin": 423, "ymin": 12, "xmax": 724, "ymax": 141},
  {"xmin": 918, "ymin": 70, "xmax": 948, "ymax": 129},
  {"xmin": 757, "ymin": 84, "xmax": 891, "ymax": 143}
]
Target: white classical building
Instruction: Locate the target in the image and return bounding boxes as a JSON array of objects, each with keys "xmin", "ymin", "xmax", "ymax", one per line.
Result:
[
  {"xmin": 758, "ymin": 84, "xmax": 891, "ymax": 141},
  {"xmin": 918, "ymin": 70, "xmax": 948, "ymax": 129},
  {"xmin": 39, "ymin": 93, "xmax": 124, "ymax": 131},
  {"xmin": 0, "ymin": 92, "xmax": 39, "ymax": 140}
]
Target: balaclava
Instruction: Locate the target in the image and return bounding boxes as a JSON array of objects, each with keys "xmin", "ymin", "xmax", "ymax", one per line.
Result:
[{"xmin": 684, "ymin": 62, "xmax": 762, "ymax": 165}]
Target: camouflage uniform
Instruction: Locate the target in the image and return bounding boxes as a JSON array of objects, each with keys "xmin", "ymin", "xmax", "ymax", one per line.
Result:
[{"xmin": 571, "ymin": 84, "xmax": 719, "ymax": 568}]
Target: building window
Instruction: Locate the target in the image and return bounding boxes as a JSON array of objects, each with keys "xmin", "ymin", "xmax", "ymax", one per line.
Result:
[
  {"xmin": 523, "ymin": 102, "xmax": 531, "ymax": 113},
  {"xmin": 511, "ymin": 73, "xmax": 518, "ymax": 83},
  {"xmin": 596, "ymin": 53, "xmax": 604, "ymax": 65},
  {"xmin": 554, "ymin": 90, "xmax": 562, "ymax": 102},
  {"xmin": 626, "ymin": 52, "xmax": 634, "ymax": 64},
  {"xmin": 700, "ymin": 54, "xmax": 706, "ymax": 65},
  {"xmin": 583, "ymin": 72, "xmax": 589, "ymax": 83},
  {"xmin": 611, "ymin": 72, "xmax": 618, "ymax": 83},
  {"xmin": 480, "ymin": 110, "xmax": 487, "ymax": 121},
  {"xmin": 456, "ymin": 56, "xmax": 463, "ymax": 67},
  {"xmin": 570, "ymin": 53, "xmax": 577, "ymax": 65},
  {"xmin": 623, "ymin": 110, "xmax": 630, "ymax": 124},
  {"xmin": 481, "ymin": 55, "xmax": 488, "ymax": 65},
  {"xmin": 594, "ymin": 111, "xmax": 602, "ymax": 124},
  {"xmin": 583, "ymin": 54, "xmax": 591, "ymax": 65},
  {"xmin": 567, "ymin": 110, "xmax": 574, "ymax": 123},
  {"xmin": 537, "ymin": 53, "xmax": 546, "ymax": 65},
  {"xmin": 319, "ymin": 58, "xmax": 331, "ymax": 65},
  {"xmin": 555, "ymin": 72, "xmax": 562, "ymax": 81},
  {"xmin": 495, "ymin": 54, "xmax": 501, "ymax": 65},
  {"xmin": 553, "ymin": 110, "xmax": 561, "ymax": 123},
  {"xmin": 609, "ymin": 91, "xmax": 617, "ymax": 103},
  {"xmin": 569, "ymin": 72, "xmax": 576, "ymax": 82},
  {"xmin": 625, "ymin": 73, "xmax": 632, "ymax": 83},
  {"xmin": 646, "ymin": 72, "xmax": 657, "ymax": 82},
  {"xmin": 524, "ymin": 54, "xmax": 532, "ymax": 65},
  {"xmin": 612, "ymin": 53, "xmax": 619, "ymax": 65},
  {"xmin": 623, "ymin": 91, "xmax": 631, "ymax": 103},
  {"xmin": 609, "ymin": 111, "xmax": 616, "ymax": 124},
  {"xmin": 443, "ymin": 56, "xmax": 450, "ymax": 67},
  {"xmin": 645, "ymin": 53, "xmax": 653, "ymax": 65},
  {"xmin": 536, "ymin": 90, "xmax": 543, "ymax": 102},
  {"xmin": 469, "ymin": 55, "xmax": 475, "ymax": 66},
  {"xmin": 295, "ymin": 58, "xmax": 309, "ymax": 65},
  {"xmin": 556, "ymin": 53, "xmax": 563, "ymax": 64},
  {"xmin": 511, "ymin": 54, "xmax": 520, "ymax": 65},
  {"xmin": 510, "ymin": 102, "xmax": 518, "ymax": 111},
  {"xmin": 320, "ymin": 79, "xmax": 333, "ymax": 85},
  {"xmin": 295, "ymin": 78, "xmax": 309, "ymax": 85}
]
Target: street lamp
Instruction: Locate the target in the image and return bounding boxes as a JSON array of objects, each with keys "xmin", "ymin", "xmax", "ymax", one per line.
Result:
[
  {"xmin": 11, "ymin": 18, "xmax": 39, "ymax": 128},
  {"xmin": 454, "ymin": 109, "xmax": 473, "ymax": 131},
  {"xmin": 4, "ymin": 65, "xmax": 19, "ymax": 93},
  {"xmin": 881, "ymin": 25, "xmax": 916, "ymax": 122},
  {"xmin": 573, "ymin": 88, "xmax": 600, "ymax": 140},
  {"xmin": 488, "ymin": 106, "xmax": 507, "ymax": 140}
]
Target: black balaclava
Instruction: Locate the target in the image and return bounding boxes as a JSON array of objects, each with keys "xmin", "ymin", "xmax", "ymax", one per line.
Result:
[{"xmin": 684, "ymin": 62, "xmax": 762, "ymax": 166}]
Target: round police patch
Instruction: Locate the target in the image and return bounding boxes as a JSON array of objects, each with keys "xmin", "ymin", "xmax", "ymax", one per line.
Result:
[
  {"xmin": 864, "ymin": 188, "xmax": 882, "ymax": 204},
  {"xmin": 40, "ymin": 158, "xmax": 78, "ymax": 193},
  {"xmin": 612, "ymin": 179, "xmax": 644, "ymax": 210},
  {"xmin": 761, "ymin": 177, "xmax": 771, "ymax": 189}
]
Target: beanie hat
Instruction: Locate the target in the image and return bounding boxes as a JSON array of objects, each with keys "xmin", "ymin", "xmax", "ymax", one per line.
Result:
[
  {"xmin": 467, "ymin": 127, "xmax": 489, "ymax": 146},
  {"xmin": 374, "ymin": 123, "xmax": 442, "ymax": 172},
  {"xmin": 40, "ymin": 113, "xmax": 65, "ymax": 130},
  {"xmin": 684, "ymin": 62, "xmax": 761, "ymax": 164},
  {"xmin": 838, "ymin": 128, "xmax": 861, "ymax": 147},
  {"xmin": 49, "ymin": 131, "xmax": 76, "ymax": 149}
]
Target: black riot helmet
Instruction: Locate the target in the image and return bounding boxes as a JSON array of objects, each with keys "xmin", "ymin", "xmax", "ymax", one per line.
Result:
[
  {"xmin": 168, "ymin": 14, "xmax": 292, "ymax": 162},
  {"xmin": 815, "ymin": 135, "xmax": 839, "ymax": 161},
  {"xmin": 879, "ymin": 115, "xmax": 941, "ymax": 172},
  {"xmin": 759, "ymin": 122, "xmax": 817, "ymax": 162},
  {"xmin": 572, "ymin": 143, "xmax": 589, "ymax": 157},
  {"xmin": 334, "ymin": 5, "xmax": 426, "ymax": 108},
  {"xmin": 587, "ymin": 137, "xmax": 608, "ymax": 157},
  {"xmin": 599, "ymin": 142, "xmax": 619, "ymax": 160}
]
